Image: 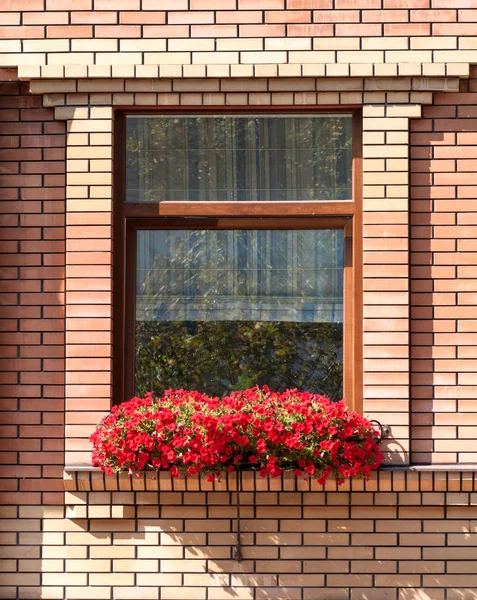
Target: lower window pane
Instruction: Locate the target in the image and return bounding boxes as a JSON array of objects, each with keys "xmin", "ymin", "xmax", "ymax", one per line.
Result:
[{"xmin": 135, "ymin": 229, "xmax": 344, "ymax": 399}]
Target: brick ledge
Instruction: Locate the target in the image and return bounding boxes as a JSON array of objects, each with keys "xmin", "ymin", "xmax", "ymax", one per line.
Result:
[{"xmin": 64, "ymin": 467, "xmax": 477, "ymax": 494}]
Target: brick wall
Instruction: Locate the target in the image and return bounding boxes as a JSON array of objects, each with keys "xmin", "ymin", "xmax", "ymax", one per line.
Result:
[
  {"xmin": 410, "ymin": 67, "xmax": 477, "ymax": 464},
  {"xmin": 0, "ymin": 0, "xmax": 475, "ymax": 79},
  {"xmin": 0, "ymin": 69, "xmax": 65, "ymax": 513},
  {"xmin": 2, "ymin": 2, "xmax": 477, "ymax": 599}
]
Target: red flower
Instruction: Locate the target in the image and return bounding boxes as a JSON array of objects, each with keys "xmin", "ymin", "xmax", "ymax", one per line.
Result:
[{"xmin": 90, "ymin": 387, "xmax": 383, "ymax": 484}]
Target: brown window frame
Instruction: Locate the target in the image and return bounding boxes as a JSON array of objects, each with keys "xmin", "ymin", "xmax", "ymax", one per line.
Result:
[{"xmin": 114, "ymin": 107, "xmax": 362, "ymax": 412}]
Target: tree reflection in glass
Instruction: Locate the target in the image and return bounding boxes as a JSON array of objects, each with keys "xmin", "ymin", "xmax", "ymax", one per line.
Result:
[{"xmin": 135, "ymin": 229, "xmax": 344, "ymax": 400}]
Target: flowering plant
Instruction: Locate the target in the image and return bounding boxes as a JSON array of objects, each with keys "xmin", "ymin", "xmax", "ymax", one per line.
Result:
[{"xmin": 90, "ymin": 387, "xmax": 383, "ymax": 485}]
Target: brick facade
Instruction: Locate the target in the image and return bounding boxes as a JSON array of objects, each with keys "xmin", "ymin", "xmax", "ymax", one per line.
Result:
[{"xmin": 2, "ymin": 1, "xmax": 477, "ymax": 598}]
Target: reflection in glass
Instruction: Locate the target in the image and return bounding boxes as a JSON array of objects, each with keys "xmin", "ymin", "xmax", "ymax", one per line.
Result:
[
  {"xmin": 126, "ymin": 115, "xmax": 353, "ymax": 202},
  {"xmin": 135, "ymin": 229, "xmax": 344, "ymax": 399}
]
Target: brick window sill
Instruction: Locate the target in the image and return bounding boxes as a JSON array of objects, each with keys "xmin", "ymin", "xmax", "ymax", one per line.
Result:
[{"xmin": 63, "ymin": 466, "xmax": 477, "ymax": 519}]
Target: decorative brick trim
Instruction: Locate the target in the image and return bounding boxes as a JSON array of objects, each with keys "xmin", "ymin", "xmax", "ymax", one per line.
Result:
[{"xmin": 64, "ymin": 468, "xmax": 477, "ymax": 496}]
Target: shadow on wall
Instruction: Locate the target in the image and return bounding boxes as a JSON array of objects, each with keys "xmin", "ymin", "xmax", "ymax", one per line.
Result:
[{"xmin": 29, "ymin": 513, "xmax": 477, "ymax": 600}]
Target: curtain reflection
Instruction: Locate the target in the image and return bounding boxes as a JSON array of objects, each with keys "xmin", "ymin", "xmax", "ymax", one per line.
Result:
[
  {"xmin": 135, "ymin": 230, "xmax": 344, "ymax": 399},
  {"xmin": 126, "ymin": 115, "xmax": 353, "ymax": 202}
]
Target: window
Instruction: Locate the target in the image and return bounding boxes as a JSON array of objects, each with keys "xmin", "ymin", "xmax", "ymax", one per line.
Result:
[{"xmin": 115, "ymin": 110, "xmax": 361, "ymax": 410}]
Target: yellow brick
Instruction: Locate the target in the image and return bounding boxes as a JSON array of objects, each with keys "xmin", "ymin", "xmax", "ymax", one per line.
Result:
[
  {"xmin": 114, "ymin": 532, "xmax": 159, "ymax": 545},
  {"xmin": 120, "ymin": 39, "xmax": 167, "ymax": 52},
  {"xmin": 68, "ymin": 119, "xmax": 113, "ymax": 134},
  {"xmin": 161, "ymin": 589, "xmax": 206, "ymax": 600},
  {"xmin": 68, "ymin": 172, "xmax": 112, "ymax": 185},
  {"xmin": 66, "ymin": 588, "xmax": 111, "ymax": 600},
  {"xmin": 90, "ymin": 573, "xmax": 135, "ymax": 586},
  {"xmin": 279, "ymin": 574, "xmax": 324, "ymax": 587},
  {"xmin": 364, "ymin": 117, "xmax": 409, "ymax": 131},
  {"xmin": 387, "ymin": 50, "xmax": 432, "ymax": 63},
  {"xmin": 159, "ymin": 65, "xmax": 183, "ymax": 78},
  {"xmin": 24, "ymin": 40, "xmax": 69, "ymax": 52},
  {"xmin": 134, "ymin": 65, "xmax": 159, "ymax": 78},
  {"xmin": 230, "ymin": 64, "xmax": 254, "ymax": 77},
  {"xmin": 364, "ymin": 172, "xmax": 408, "ymax": 185},
  {"xmin": 289, "ymin": 51, "xmax": 334, "ymax": 64},
  {"xmin": 206, "ymin": 65, "xmax": 230, "ymax": 77},
  {"xmin": 41, "ymin": 65, "xmax": 64, "ymax": 78},
  {"xmin": 72, "ymin": 40, "xmax": 117, "ymax": 52},
  {"xmin": 317, "ymin": 92, "xmax": 340, "ymax": 104},
  {"xmin": 338, "ymin": 51, "xmax": 384, "ymax": 64},
  {"xmin": 340, "ymin": 91, "xmax": 363, "ymax": 104},
  {"xmin": 137, "ymin": 574, "xmax": 182, "ymax": 586},
  {"xmin": 232, "ymin": 575, "xmax": 277, "ymax": 587},
  {"xmin": 145, "ymin": 52, "xmax": 191, "ymax": 65},
  {"xmin": 90, "ymin": 546, "xmax": 134, "ymax": 559},
  {"xmin": 90, "ymin": 133, "xmax": 113, "ymax": 145},
  {"xmin": 134, "ymin": 93, "xmax": 158, "ymax": 105},
  {"xmin": 216, "ymin": 38, "xmax": 262, "ymax": 51},
  {"xmin": 326, "ymin": 64, "xmax": 349, "ymax": 77},
  {"xmin": 374, "ymin": 63, "xmax": 398, "ymax": 77},
  {"xmin": 302, "ymin": 64, "xmax": 326, "ymax": 76},
  {"xmin": 254, "ymin": 64, "xmax": 278, "ymax": 77},
  {"xmin": 113, "ymin": 588, "xmax": 159, "ymax": 599},
  {"xmin": 43, "ymin": 574, "xmax": 86, "ymax": 586},
  {"xmin": 387, "ymin": 158, "xmax": 409, "ymax": 171},
  {"xmin": 363, "ymin": 37, "xmax": 408, "ymax": 50},
  {"xmin": 113, "ymin": 64, "xmax": 135, "ymax": 78},
  {"xmin": 398, "ymin": 63, "xmax": 422, "ymax": 76},
  {"xmin": 113, "ymin": 559, "xmax": 158, "ymax": 572},
  {"xmin": 125, "ymin": 79, "xmax": 171, "ymax": 92},
  {"xmin": 266, "ymin": 38, "xmax": 311, "ymax": 51},
  {"xmin": 96, "ymin": 53, "xmax": 142, "ymax": 65},
  {"xmin": 66, "ymin": 531, "xmax": 111, "ymax": 546},
  {"xmin": 350, "ymin": 64, "xmax": 373, "ymax": 77},
  {"xmin": 171, "ymin": 39, "xmax": 215, "ymax": 51},
  {"xmin": 447, "ymin": 63, "xmax": 470, "ymax": 77},
  {"xmin": 314, "ymin": 37, "xmax": 360, "ymax": 50},
  {"xmin": 113, "ymin": 93, "xmax": 135, "ymax": 105},
  {"xmin": 66, "ymin": 559, "xmax": 111, "ymax": 572},
  {"xmin": 386, "ymin": 131, "xmax": 409, "ymax": 144},
  {"xmin": 49, "ymin": 52, "xmax": 94, "ymax": 65}
]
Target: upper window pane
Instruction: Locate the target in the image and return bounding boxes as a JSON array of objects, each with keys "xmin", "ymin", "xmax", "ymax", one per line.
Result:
[{"xmin": 125, "ymin": 115, "xmax": 353, "ymax": 202}]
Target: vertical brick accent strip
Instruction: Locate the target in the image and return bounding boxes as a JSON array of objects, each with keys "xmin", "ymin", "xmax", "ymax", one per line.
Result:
[
  {"xmin": 65, "ymin": 104, "xmax": 113, "ymax": 464},
  {"xmin": 410, "ymin": 67, "xmax": 477, "ymax": 464},
  {"xmin": 0, "ymin": 71, "xmax": 65, "ymax": 505}
]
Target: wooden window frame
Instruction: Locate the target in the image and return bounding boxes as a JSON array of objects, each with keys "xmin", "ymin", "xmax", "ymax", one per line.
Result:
[{"xmin": 114, "ymin": 107, "xmax": 363, "ymax": 412}]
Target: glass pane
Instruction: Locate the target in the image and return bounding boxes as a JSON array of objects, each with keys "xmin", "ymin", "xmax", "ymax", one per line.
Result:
[
  {"xmin": 126, "ymin": 115, "xmax": 353, "ymax": 202},
  {"xmin": 135, "ymin": 229, "xmax": 344, "ymax": 399}
]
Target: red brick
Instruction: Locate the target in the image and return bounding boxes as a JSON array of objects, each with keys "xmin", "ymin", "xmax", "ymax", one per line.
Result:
[
  {"xmin": 191, "ymin": 25, "xmax": 238, "ymax": 37},
  {"xmin": 384, "ymin": 22, "xmax": 431, "ymax": 34},
  {"xmin": 47, "ymin": 25, "xmax": 93, "ymax": 37},
  {"xmin": 288, "ymin": 24, "xmax": 334, "ymax": 35},
  {"xmin": 434, "ymin": 23, "xmax": 477, "ymax": 34},
  {"xmin": 143, "ymin": 25, "xmax": 189, "ymax": 37},
  {"xmin": 94, "ymin": 0, "xmax": 139, "ymax": 7},
  {"xmin": 23, "ymin": 11, "xmax": 69, "ymax": 24},
  {"xmin": 94, "ymin": 25, "xmax": 141, "ymax": 37},
  {"xmin": 411, "ymin": 9, "xmax": 456, "ymax": 20},
  {"xmin": 217, "ymin": 10, "xmax": 263, "ymax": 23},
  {"xmin": 336, "ymin": 23, "xmax": 382, "ymax": 35},
  {"xmin": 266, "ymin": 10, "xmax": 312, "ymax": 22},
  {"xmin": 71, "ymin": 11, "xmax": 117, "ymax": 24},
  {"xmin": 0, "ymin": 26, "xmax": 44, "ymax": 38},
  {"xmin": 2, "ymin": 0, "xmax": 43, "ymax": 9},
  {"xmin": 168, "ymin": 11, "xmax": 215, "ymax": 24},
  {"xmin": 120, "ymin": 11, "xmax": 165, "ymax": 24},
  {"xmin": 239, "ymin": 0, "xmax": 284, "ymax": 7},
  {"xmin": 363, "ymin": 9, "xmax": 409, "ymax": 21},
  {"xmin": 239, "ymin": 24, "xmax": 286, "ymax": 36}
]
